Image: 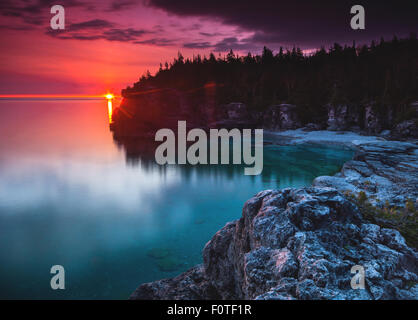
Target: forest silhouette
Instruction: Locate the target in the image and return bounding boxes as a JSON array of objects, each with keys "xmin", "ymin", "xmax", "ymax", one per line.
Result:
[{"xmin": 122, "ymin": 34, "xmax": 418, "ymax": 125}]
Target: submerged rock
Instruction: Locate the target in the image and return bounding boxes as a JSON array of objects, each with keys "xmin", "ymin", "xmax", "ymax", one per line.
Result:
[
  {"xmin": 157, "ymin": 256, "xmax": 182, "ymax": 272},
  {"xmin": 131, "ymin": 187, "xmax": 418, "ymax": 300},
  {"xmin": 147, "ymin": 248, "xmax": 170, "ymax": 259},
  {"xmin": 146, "ymin": 247, "xmax": 184, "ymax": 272}
]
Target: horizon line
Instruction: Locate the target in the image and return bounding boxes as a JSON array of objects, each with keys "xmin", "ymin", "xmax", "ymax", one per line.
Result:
[{"xmin": 0, "ymin": 94, "xmax": 120, "ymax": 100}]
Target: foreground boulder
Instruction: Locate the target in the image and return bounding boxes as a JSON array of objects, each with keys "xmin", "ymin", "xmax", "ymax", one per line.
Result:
[{"xmin": 131, "ymin": 187, "xmax": 418, "ymax": 300}]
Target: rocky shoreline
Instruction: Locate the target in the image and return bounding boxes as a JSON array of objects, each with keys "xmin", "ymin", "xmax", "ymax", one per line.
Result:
[
  {"xmin": 130, "ymin": 132, "xmax": 418, "ymax": 300},
  {"xmin": 267, "ymin": 130, "xmax": 418, "ymax": 207},
  {"xmin": 112, "ymin": 93, "xmax": 418, "ymax": 140}
]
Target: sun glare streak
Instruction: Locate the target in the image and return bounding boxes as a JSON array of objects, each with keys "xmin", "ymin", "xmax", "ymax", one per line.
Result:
[
  {"xmin": 0, "ymin": 94, "xmax": 106, "ymax": 99},
  {"xmin": 108, "ymin": 100, "xmax": 113, "ymax": 124},
  {"xmin": 0, "ymin": 93, "xmax": 120, "ymax": 100}
]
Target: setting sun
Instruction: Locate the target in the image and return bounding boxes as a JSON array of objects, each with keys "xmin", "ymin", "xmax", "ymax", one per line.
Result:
[{"xmin": 105, "ymin": 93, "xmax": 114, "ymax": 100}]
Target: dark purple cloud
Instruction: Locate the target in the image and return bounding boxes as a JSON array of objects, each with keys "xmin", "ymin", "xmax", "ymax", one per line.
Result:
[
  {"xmin": 102, "ymin": 28, "xmax": 150, "ymax": 41},
  {"xmin": 213, "ymin": 37, "xmax": 257, "ymax": 52},
  {"xmin": 183, "ymin": 37, "xmax": 262, "ymax": 52},
  {"xmin": 68, "ymin": 19, "xmax": 115, "ymax": 31},
  {"xmin": 47, "ymin": 19, "xmax": 153, "ymax": 42},
  {"xmin": 109, "ymin": 0, "xmax": 138, "ymax": 11},
  {"xmin": 146, "ymin": 0, "xmax": 418, "ymax": 48},
  {"xmin": 183, "ymin": 41, "xmax": 212, "ymax": 49},
  {"xmin": 199, "ymin": 32, "xmax": 222, "ymax": 37}
]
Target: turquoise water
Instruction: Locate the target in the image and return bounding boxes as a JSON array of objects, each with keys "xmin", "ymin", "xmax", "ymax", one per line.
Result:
[{"xmin": 0, "ymin": 100, "xmax": 353, "ymax": 299}]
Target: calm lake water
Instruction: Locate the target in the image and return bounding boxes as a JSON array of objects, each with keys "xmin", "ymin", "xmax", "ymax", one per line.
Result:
[{"xmin": 0, "ymin": 99, "xmax": 353, "ymax": 299}]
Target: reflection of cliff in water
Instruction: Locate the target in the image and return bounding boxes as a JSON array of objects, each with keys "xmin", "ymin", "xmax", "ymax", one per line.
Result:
[
  {"xmin": 108, "ymin": 86, "xmax": 354, "ymax": 185},
  {"xmin": 110, "ymin": 130, "xmax": 354, "ymax": 187},
  {"xmin": 111, "ymin": 134, "xmax": 261, "ymax": 181}
]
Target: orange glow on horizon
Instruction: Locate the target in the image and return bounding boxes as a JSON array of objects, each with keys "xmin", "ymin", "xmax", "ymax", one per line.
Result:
[
  {"xmin": 0, "ymin": 94, "xmax": 105, "ymax": 98},
  {"xmin": 0, "ymin": 94, "xmax": 120, "ymax": 99}
]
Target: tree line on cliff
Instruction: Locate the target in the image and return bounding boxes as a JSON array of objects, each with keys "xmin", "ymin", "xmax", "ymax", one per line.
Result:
[{"xmin": 122, "ymin": 34, "xmax": 418, "ymax": 125}]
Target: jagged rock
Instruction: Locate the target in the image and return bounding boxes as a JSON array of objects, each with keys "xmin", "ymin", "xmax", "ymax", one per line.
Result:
[
  {"xmin": 263, "ymin": 104, "xmax": 301, "ymax": 130},
  {"xmin": 129, "ymin": 265, "xmax": 219, "ymax": 300},
  {"xmin": 130, "ymin": 187, "xmax": 418, "ymax": 300}
]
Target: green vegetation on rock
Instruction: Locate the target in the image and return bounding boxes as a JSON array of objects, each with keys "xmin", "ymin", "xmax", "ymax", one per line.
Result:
[{"xmin": 344, "ymin": 191, "xmax": 418, "ymax": 248}]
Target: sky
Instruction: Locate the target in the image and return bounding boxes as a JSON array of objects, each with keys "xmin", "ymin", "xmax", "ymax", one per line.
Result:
[{"xmin": 0, "ymin": 0, "xmax": 416, "ymax": 95}]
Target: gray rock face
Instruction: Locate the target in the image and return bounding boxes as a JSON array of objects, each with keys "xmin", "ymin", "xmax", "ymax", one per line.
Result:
[
  {"xmin": 130, "ymin": 187, "xmax": 418, "ymax": 300},
  {"xmin": 113, "ymin": 90, "xmax": 255, "ymax": 139},
  {"xmin": 326, "ymin": 103, "xmax": 398, "ymax": 134},
  {"xmin": 263, "ymin": 104, "xmax": 301, "ymax": 130},
  {"xmin": 209, "ymin": 102, "xmax": 256, "ymax": 129},
  {"xmin": 314, "ymin": 141, "xmax": 418, "ymax": 207},
  {"xmin": 364, "ymin": 105, "xmax": 383, "ymax": 134},
  {"xmin": 327, "ymin": 104, "xmax": 361, "ymax": 131},
  {"xmin": 393, "ymin": 120, "xmax": 418, "ymax": 139}
]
